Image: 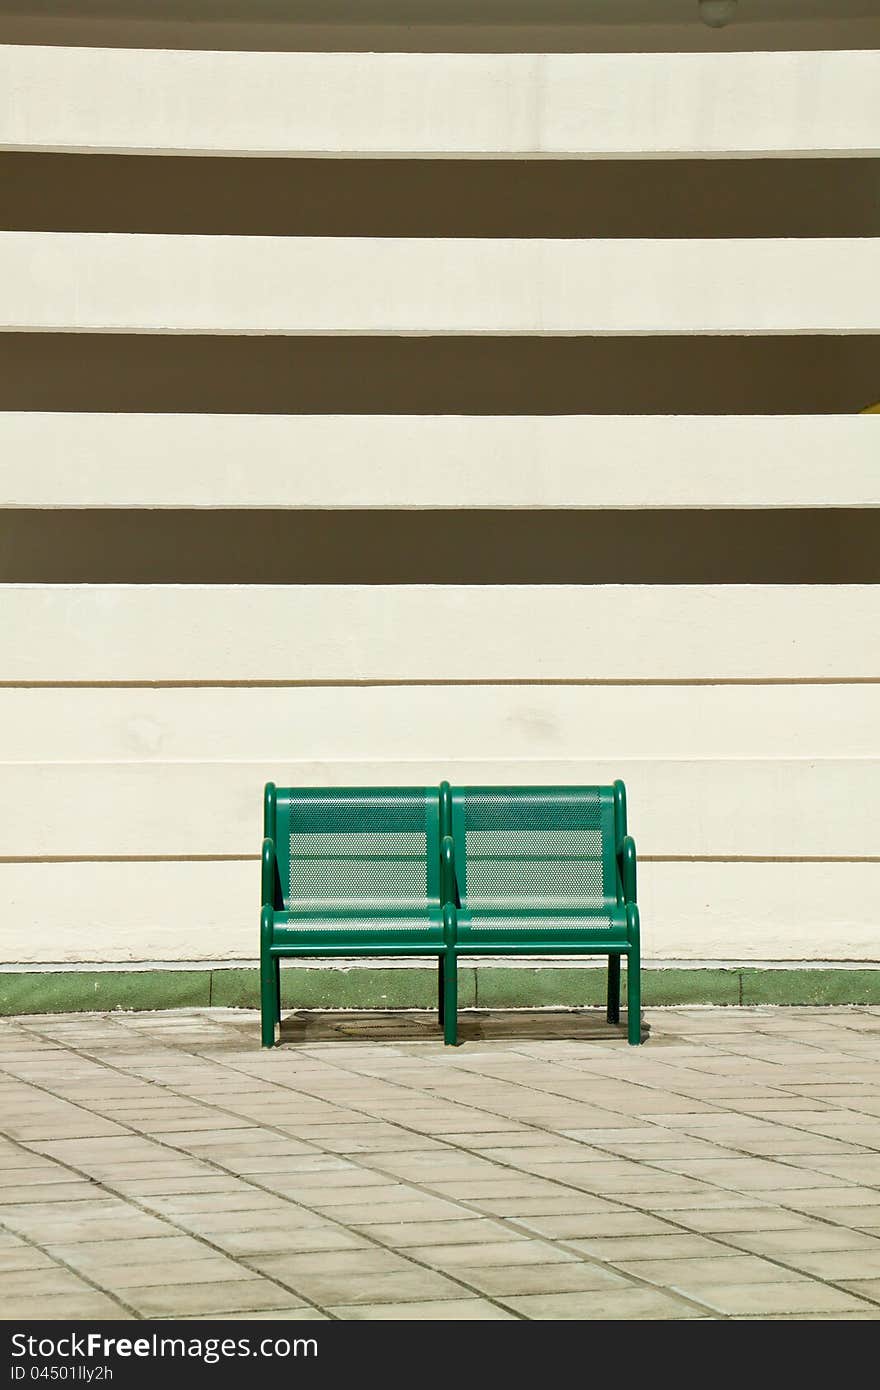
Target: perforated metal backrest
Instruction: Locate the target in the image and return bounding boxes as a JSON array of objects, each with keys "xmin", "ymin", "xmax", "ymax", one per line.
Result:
[
  {"xmin": 451, "ymin": 786, "xmax": 619, "ymax": 913},
  {"xmin": 271, "ymin": 788, "xmax": 440, "ymax": 914}
]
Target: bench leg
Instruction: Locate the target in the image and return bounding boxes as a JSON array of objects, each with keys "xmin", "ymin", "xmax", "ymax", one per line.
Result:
[
  {"xmin": 274, "ymin": 958, "xmax": 282, "ymax": 1028},
  {"xmin": 626, "ymin": 905, "xmax": 642, "ymax": 1045},
  {"xmin": 260, "ymin": 909, "xmax": 277, "ymax": 1048},
  {"xmin": 606, "ymin": 953, "xmax": 621, "ymax": 1025},
  {"xmin": 260, "ymin": 964, "xmax": 277, "ymax": 1047},
  {"xmin": 443, "ymin": 950, "xmax": 458, "ymax": 1046},
  {"xmin": 438, "ymin": 955, "xmax": 445, "ymax": 1027}
]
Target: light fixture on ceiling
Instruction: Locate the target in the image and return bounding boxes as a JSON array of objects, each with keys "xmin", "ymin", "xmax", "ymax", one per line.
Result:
[{"xmin": 699, "ymin": 0, "xmax": 738, "ymax": 27}]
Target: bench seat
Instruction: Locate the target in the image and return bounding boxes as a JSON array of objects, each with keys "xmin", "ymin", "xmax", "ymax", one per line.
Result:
[
  {"xmin": 454, "ymin": 910, "xmax": 630, "ymax": 948},
  {"xmin": 270, "ymin": 910, "xmax": 445, "ymax": 950}
]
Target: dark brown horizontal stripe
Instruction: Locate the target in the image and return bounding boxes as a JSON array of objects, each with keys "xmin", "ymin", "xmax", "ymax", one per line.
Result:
[
  {"xmin": 1, "ymin": 3, "xmax": 877, "ymax": 52},
  {"xmin": 4, "ymin": 334, "xmax": 880, "ymax": 414},
  {"xmin": 5, "ymin": 154, "xmax": 880, "ymax": 238},
  {"xmin": 2, "ymin": 509, "xmax": 879, "ymax": 583}
]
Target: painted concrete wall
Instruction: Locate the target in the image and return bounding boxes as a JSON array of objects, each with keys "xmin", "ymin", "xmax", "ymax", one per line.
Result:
[
  {"xmin": 0, "ymin": 32, "xmax": 878, "ymax": 970},
  {"xmin": 2, "ymin": 586, "xmax": 878, "ymax": 963}
]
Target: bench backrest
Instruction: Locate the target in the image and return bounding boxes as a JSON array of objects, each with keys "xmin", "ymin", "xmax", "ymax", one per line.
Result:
[
  {"xmin": 266, "ymin": 785, "xmax": 440, "ymax": 914},
  {"xmin": 448, "ymin": 784, "xmax": 625, "ymax": 913}
]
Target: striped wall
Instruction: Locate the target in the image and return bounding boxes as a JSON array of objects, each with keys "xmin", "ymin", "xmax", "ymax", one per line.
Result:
[{"xmin": 1, "ymin": 24, "xmax": 879, "ymax": 975}]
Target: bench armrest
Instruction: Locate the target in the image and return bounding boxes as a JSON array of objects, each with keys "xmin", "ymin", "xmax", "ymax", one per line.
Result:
[
  {"xmin": 618, "ymin": 834, "xmax": 637, "ymax": 905},
  {"xmin": 262, "ymin": 836, "xmax": 277, "ymax": 910},
  {"xmin": 441, "ymin": 834, "xmax": 458, "ymax": 908}
]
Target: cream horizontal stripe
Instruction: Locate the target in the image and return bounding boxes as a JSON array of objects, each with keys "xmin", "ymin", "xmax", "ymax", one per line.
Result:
[
  {"xmin": 2, "ymin": 585, "xmax": 877, "ymax": 682},
  {"xmin": 2, "ymin": 47, "xmax": 879, "ymax": 159},
  {"xmin": 0, "ymin": 759, "xmax": 877, "ymax": 858},
  {"xmin": 2, "ymin": 413, "xmax": 879, "ymax": 509},
  {"xmin": 3, "ymin": 234, "xmax": 880, "ymax": 335},
  {"xmin": 0, "ymin": 859, "xmax": 877, "ymax": 966},
  {"xmin": 1, "ymin": 685, "xmax": 878, "ymax": 763}
]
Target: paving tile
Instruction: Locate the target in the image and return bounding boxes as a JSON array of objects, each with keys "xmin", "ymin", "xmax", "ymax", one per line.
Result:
[
  {"xmin": 110, "ymin": 1176, "xmax": 244, "ymax": 1196},
  {"xmin": 360, "ymin": 1218, "xmax": 521, "ymax": 1248},
  {"xmin": 247, "ymin": 1247, "xmax": 415, "ymax": 1281},
  {"xmin": 516, "ymin": 1163, "xmax": 712, "ymax": 1195},
  {"xmin": 839, "ymin": 1279, "xmax": 880, "ymax": 1301},
  {"xmin": 328, "ymin": 1299, "xmax": 516, "ymax": 1319},
  {"xmin": 781, "ymin": 1188, "xmax": 880, "ymax": 1211},
  {"xmin": 245, "ymin": 1165, "xmax": 393, "ymax": 1187},
  {"xmin": 747, "ymin": 1311, "xmax": 880, "ymax": 1320},
  {"xmin": 471, "ymin": 1195, "xmax": 618, "ymax": 1217},
  {"xmin": 445, "ymin": 1262, "xmax": 629, "ymax": 1297},
  {"xmin": 178, "ymin": 1206, "xmax": 332, "ymax": 1233},
  {"xmin": 0, "ymin": 1166, "xmax": 81, "ymax": 1188},
  {"xmin": 286, "ymin": 1184, "xmax": 424, "ymax": 1209},
  {"xmin": 611, "ymin": 1253, "xmax": 792, "ymax": 1287},
  {"xmin": 337, "ymin": 1199, "xmax": 475, "ymax": 1225},
  {"xmin": 444, "ymin": 1130, "xmax": 562, "ymax": 1149},
  {"xmin": 138, "ymin": 1190, "xmax": 289, "ymax": 1215},
  {"xmin": 0, "ymin": 1183, "xmax": 99, "ymax": 1204},
  {"xmin": 406, "ymin": 1240, "xmax": 575, "ymax": 1270},
  {"xmin": 602, "ymin": 1187, "xmax": 749, "ymax": 1212},
  {"xmin": 1, "ymin": 1211, "xmax": 174, "ymax": 1243},
  {"xmin": 0, "ymin": 1247, "xmax": 59, "ymax": 1272},
  {"xmin": 785, "ymin": 1156, "xmax": 880, "ymax": 1184},
  {"xmin": 0, "ymin": 1267, "xmax": 102, "ymax": 1297},
  {"xmin": 0, "ymin": 1291, "xmax": 132, "ymax": 1320},
  {"xmin": 729, "ymin": 1227, "xmax": 880, "ymax": 1257},
  {"xmin": 46, "ymin": 1235, "xmax": 210, "ymax": 1267},
  {"xmin": 80, "ymin": 1162, "xmax": 219, "ymax": 1182},
  {"xmin": 686, "ymin": 1281, "xmax": 877, "ymax": 1316},
  {"xmin": 514, "ymin": 1211, "xmax": 675, "ymax": 1239},
  {"xmin": 208, "ymin": 1226, "xmax": 368, "ymax": 1256},
  {"xmin": 568, "ymin": 1233, "xmax": 739, "ymax": 1262},
  {"xmin": 427, "ymin": 1178, "xmax": 575, "ymax": 1200},
  {"xmin": 34, "ymin": 1137, "xmax": 173, "ymax": 1162},
  {"xmin": 501, "ymin": 1288, "xmax": 708, "ymax": 1319},
  {"xmin": 650, "ymin": 1157, "xmax": 852, "ymax": 1192},
  {"xmin": 86, "ymin": 1258, "xmax": 252, "ymax": 1290},
  {"xmin": 668, "ymin": 1207, "xmax": 809, "ymax": 1234},
  {"xmin": 200, "ymin": 1308, "xmax": 328, "ymax": 1320},
  {"xmin": 261, "ymin": 1266, "xmax": 468, "ymax": 1306},
  {"xmin": 778, "ymin": 1249, "xmax": 880, "ymax": 1280},
  {"xmin": 122, "ymin": 1279, "xmax": 309, "ymax": 1317}
]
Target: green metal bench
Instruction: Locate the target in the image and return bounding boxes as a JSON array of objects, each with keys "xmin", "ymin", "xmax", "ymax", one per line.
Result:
[
  {"xmin": 260, "ymin": 783, "xmax": 451, "ymax": 1046},
  {"xmin": 440, "ymin": 781, "xmax": 642, "ymax": 1046},
  {"xmin": 260, "ymin": 780, "xmax": 640, "ymax": 1048}
]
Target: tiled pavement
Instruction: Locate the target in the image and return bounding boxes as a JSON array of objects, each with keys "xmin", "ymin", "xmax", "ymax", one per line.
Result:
[{"xmin": 1, "ymin": 1005, "xmax": 880, "ymax": 1321}]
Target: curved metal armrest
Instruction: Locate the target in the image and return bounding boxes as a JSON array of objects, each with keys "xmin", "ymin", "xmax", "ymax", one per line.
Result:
[
  {"xmin": 619, "ymin": 834, "xmax": 637, "ymax": 905},
  {"xmin": 441, "ymin": 834, "xmax": 457, "ymax": 908},
  {"xmin": 262, "ymin": 836, "xmax": 277, "ymax": 910}
]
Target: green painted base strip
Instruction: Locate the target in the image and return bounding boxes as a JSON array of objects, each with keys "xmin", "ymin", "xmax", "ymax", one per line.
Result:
[
  {"xmin": 1, "ymin": 966, "xmax": 880, "ymax": 1016},
  {"xmin": 0, "ymin": 970, "xmax": 214, "ymax": 1015},
  {"xmin": 213, "ymin": 966, "xmax": 476, "ymax": 1011},
  {"xmin": 739, "ymin": 968, "xmax": 880, "ymax": 1006}
]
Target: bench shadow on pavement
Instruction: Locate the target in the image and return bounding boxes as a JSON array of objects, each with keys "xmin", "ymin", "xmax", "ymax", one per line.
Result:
[{"xmin": 276, "ymin": 1009, "xmax": 649, "ymax": 1045}]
